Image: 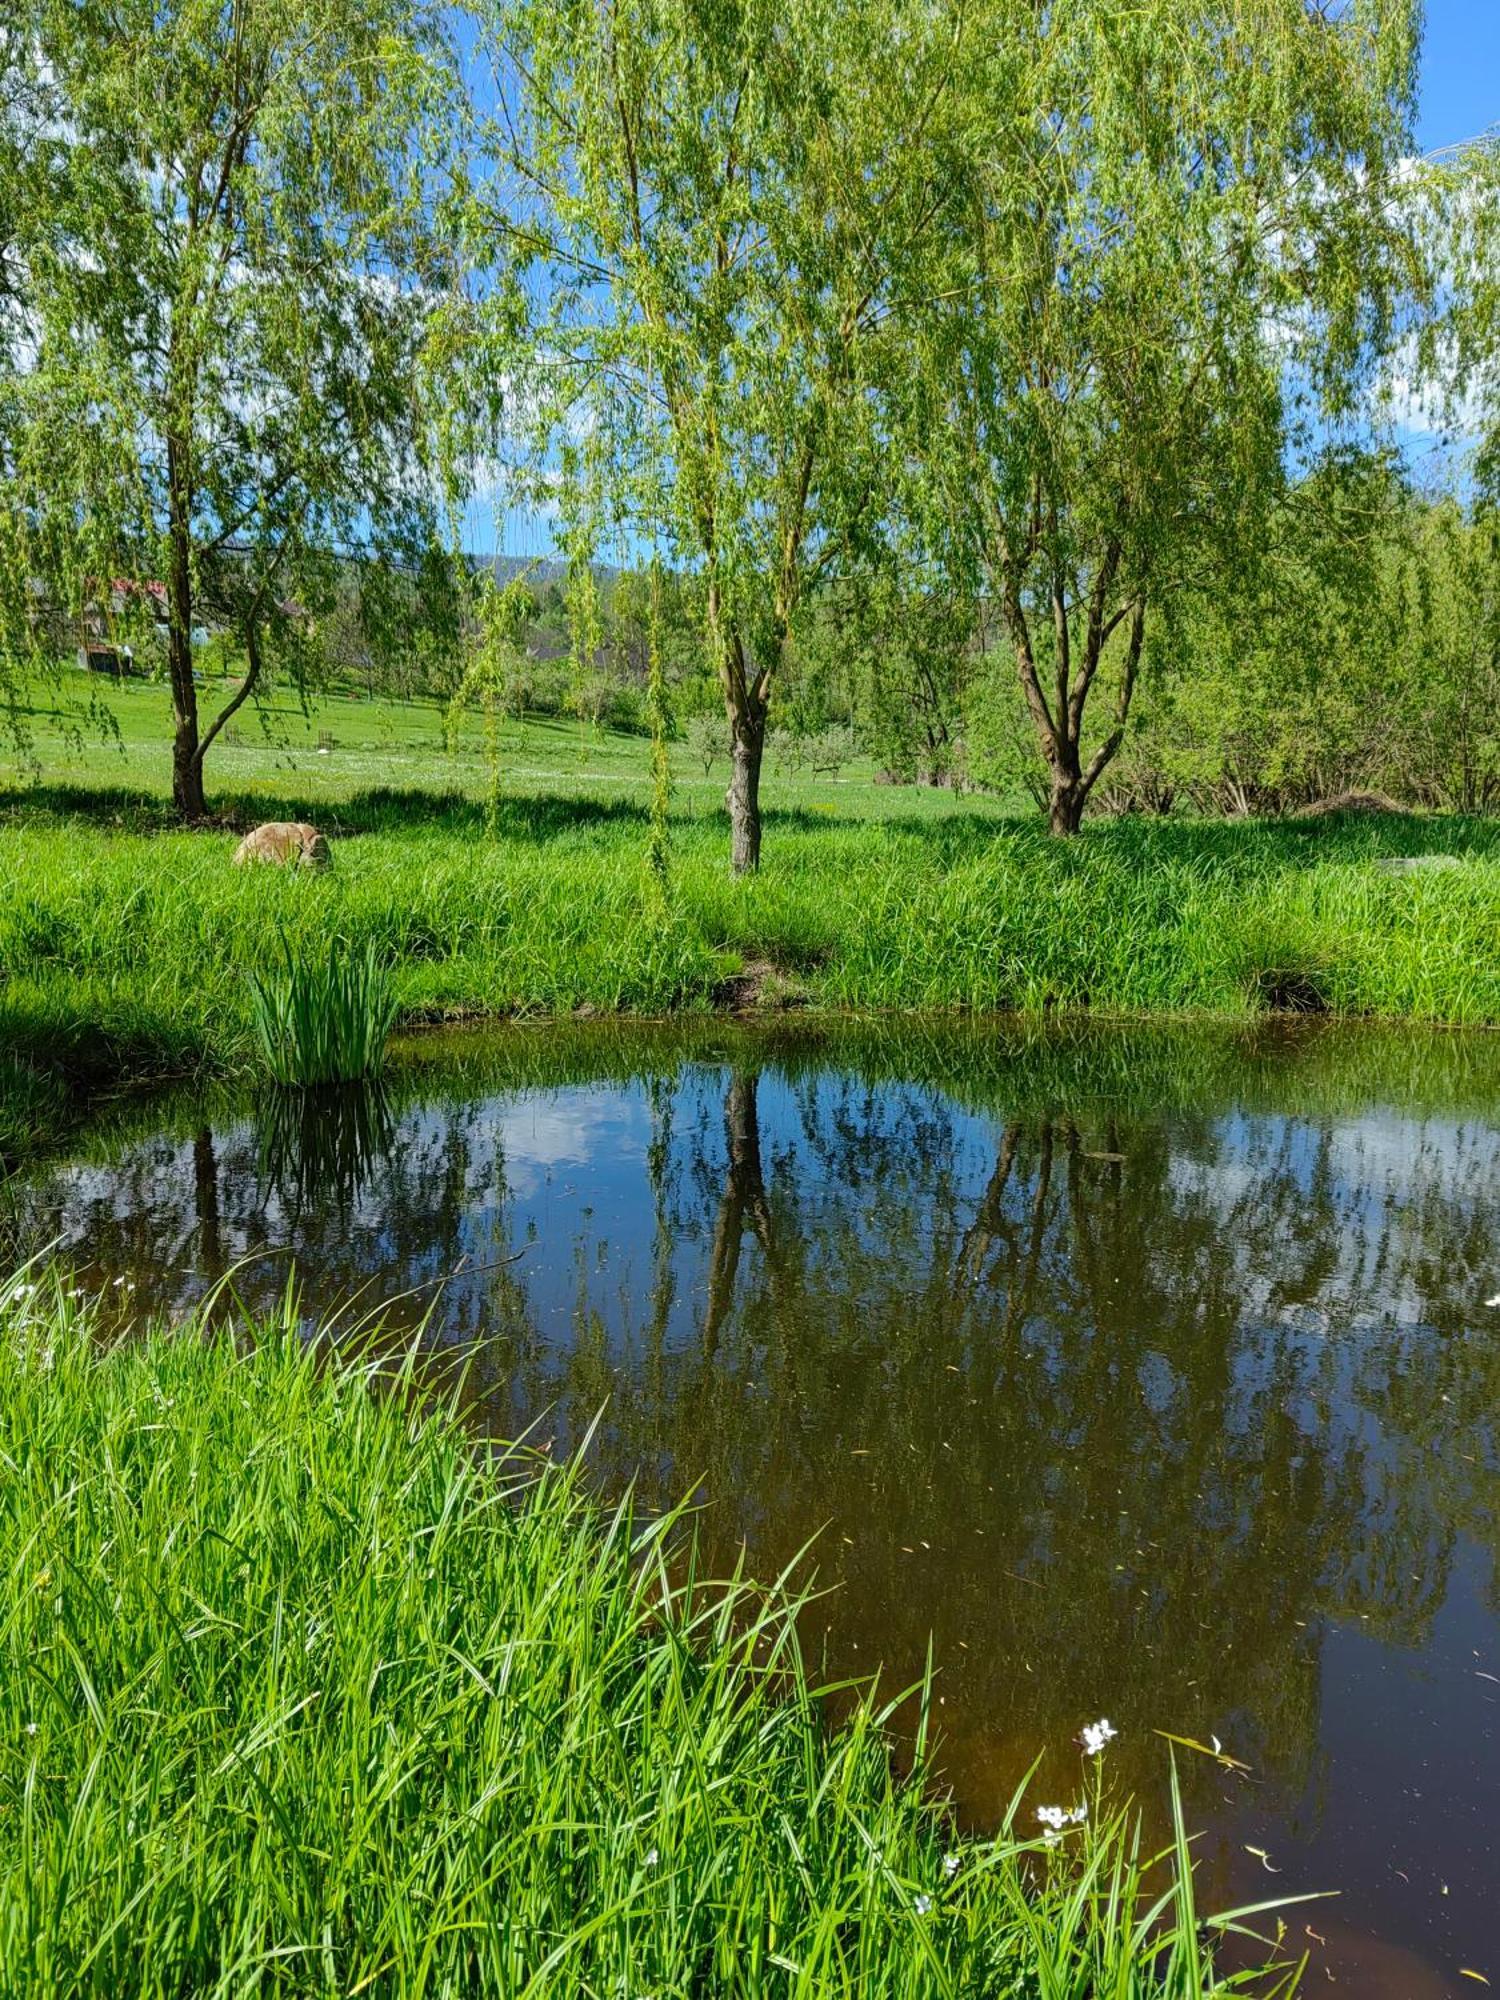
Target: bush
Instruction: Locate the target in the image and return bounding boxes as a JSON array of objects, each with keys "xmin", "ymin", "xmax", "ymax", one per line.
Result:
[{"xmin": 688, "ymin": 710, "xmax": 730, "ymax": 774}]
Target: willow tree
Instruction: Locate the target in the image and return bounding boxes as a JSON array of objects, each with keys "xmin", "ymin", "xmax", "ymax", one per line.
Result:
[
  {"xmin": 1, "ymin": 0, "xmax": 459, "ymax": 820},
  {"xmin": 470, "ymin": 0, "xmax": 972, "ymax": 871},
  {"xmin": 922, "ymin": 0, "xmax": 1423, "ymax": 834}
]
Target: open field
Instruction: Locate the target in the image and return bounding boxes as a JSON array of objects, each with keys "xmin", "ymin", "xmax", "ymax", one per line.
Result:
[
  {"xmin": 4, "ymin": 672, "xmax": 1500, "ymax": 1152},
  {"xmin": 0, "ymin": 1269, "xmax": 1293, "ymax": 1998}
]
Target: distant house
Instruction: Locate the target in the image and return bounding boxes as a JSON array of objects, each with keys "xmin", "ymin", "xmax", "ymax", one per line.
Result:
[{"xmin": 80, "ymin": 642, "xmax": 137, "ymax": 677}]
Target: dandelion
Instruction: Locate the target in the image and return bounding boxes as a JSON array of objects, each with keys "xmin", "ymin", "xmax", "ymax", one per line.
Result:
[
  {"xmin": 1080, "ymin": 1718, "xmax": 1117, "ymax": 1756},
  {"xmin": 943, "ymin": 1853, "xmax": 960, "ymax": 1877},
  {"xmin": 913, "ymin": 1893, "xmax": 932, "ymax": 1915}
]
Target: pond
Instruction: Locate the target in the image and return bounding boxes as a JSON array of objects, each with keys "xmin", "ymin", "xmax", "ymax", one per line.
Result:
[{"xmin": 8, "ymin": 1016, "xmax": 1500, "ymax": 1996}]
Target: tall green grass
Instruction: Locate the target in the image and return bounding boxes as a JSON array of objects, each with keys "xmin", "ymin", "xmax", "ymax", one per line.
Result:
[
  {"xmin": 248, "ymin": 935, "xmax": 398, "ymax": 1085},
  {"xmin": 0, "ymin": 1269, "xmax": 1300, "ymax": 1998},
  {"xmin": 3, "ymin": 793, "xmax": 1499, "ymax": 1123}
]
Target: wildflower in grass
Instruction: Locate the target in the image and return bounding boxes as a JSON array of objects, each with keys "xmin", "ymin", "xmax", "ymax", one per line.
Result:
[
  {"xmin": 913, "ymin": 1893, "xmax": 932, "ymax": 1915},
  {"xmin": 645, "ymin": 1848, "xmax": 659, "ymax": 1868},
  {"xmin": 1036, "ymin": 1806, "xmax": 1069, "ymax": 1831},
  {"xmin": 1080, "ymin": 1717, "xmax": 1117, "ymax": 1756},
  {"xmin": 942, "ymin": 1853, "xmax": 960, "ymax": 1877},
  {"xmin": 24, "ymin": 1721, "xmax": 37, "ymax": 1737}
]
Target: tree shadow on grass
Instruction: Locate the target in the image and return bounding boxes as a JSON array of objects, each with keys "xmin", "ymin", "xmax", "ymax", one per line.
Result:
[
  {"xmin": 6, "ymin": 780, "xmax": 1497, "ymax": 866},
  {"xmin": 0, "ymin": 782, "xmax": 656, "ymax": 844},
  {"xmin": 874, "ymin": 806, "xmax": 1500, "ymax": 871}
]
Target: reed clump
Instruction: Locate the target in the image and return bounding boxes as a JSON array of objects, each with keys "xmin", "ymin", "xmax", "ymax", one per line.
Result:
[
  {"xmin": 0, "ymin": 1269, "xmax": 1301, "ymax": 1999},
  {"xmin": 248, "ymin": 935, "xmax": 398, "ymax": 1085}
]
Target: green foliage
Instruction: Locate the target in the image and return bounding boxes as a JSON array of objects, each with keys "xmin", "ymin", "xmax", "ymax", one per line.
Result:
[
  {"xmin": 248, "ymin": 937, "xmax": 399, "ymax": 1086},
  {"xmin": 0, "ymin": 1275, "xmax": 1299, "ymax": 1997},
  {"xmin": 688, "ymin": 711, "xmax": 731, "ymax": 776},
  {"xmin": 917, "ymin": 0, "xmax": 1424, "ymax": 829},
  {"xmin": 1104, "ymin": 468, "xmax": 1500, "ymax": 817},
  {"xmin": 0, "ymin": 0, "xmax": 460, "ymax": 816},
  {"xmin": 467, "ymin": 0, "xmax": 971, "ymax": 867},
  {"xmin": 445, "ymin": 572, "xmax": 537, "ymax": 828}
]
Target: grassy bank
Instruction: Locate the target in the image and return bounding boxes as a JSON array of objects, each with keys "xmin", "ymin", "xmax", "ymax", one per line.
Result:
[
  {"xmin": 3, "ymin": 672, "xmax": 1500, "ymax": 1127},
  {"xmin": 0, "ymin": 1270, "xmax": 1294, "ymax": 1997},
  {"xmin": 5, "ymin": 783, "xmax": 1500, "ymax": 1114}
]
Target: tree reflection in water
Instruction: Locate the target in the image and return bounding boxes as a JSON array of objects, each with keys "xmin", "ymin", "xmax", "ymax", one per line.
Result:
[{"xmin": 12, "ymin": 1020, "xmax": 1500, "ymax": 1991}]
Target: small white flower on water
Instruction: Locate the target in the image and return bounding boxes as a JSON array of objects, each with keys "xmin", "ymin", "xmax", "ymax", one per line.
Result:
[
  {"xmin": 943, "ymin": 1853, "xmax": 960, "ymax": 1877},
  {"xmin": 913, "ymin": 1893, "xmax": 932, "ymax": 1915},
  {"xmin": 645, "ymin": 1848, "xmax": 658, "ymax": 1868},
  {"xmin": 1036, "ymin": 1805, "xmax": 1068, "ymax": 1831},
  {"xmin": 1080, "ymin": 1718, "xmax": 1117, "ymax": 1757}
]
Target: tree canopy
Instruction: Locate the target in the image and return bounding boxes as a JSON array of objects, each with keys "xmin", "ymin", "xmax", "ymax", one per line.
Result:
[{"xmin": 0, "ymin": 0, "xmax": 461, "ymax": 817}]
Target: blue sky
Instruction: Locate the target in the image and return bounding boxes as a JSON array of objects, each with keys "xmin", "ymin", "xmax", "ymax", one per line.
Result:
[
  {"xmin": 1417, "ymin": 0, "xmax": 1500, "ymax": 153},
  {"xmin": 469, "ymin": 2, "xmax": 1500, "ymax": 558}
]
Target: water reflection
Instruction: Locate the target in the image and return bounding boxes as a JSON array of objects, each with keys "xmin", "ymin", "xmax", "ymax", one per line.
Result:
[{"xmin": 10, "ymin": 1021, "xmax": 1500, "ymax": 1995}]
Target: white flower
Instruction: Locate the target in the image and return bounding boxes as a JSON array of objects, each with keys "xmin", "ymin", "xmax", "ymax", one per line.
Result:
[
  {"xmin": 913, "ymin": 1893, "xmax": 932, "ymax": 1915},
  {"xmin": 24, "ymin": 1721, "xmax": 37, "ymax": 1737},
  {"xmin": 942, "ymin": 1853, "xmax": 960, "ymax": 1877},
  {"xmin": 1080, "ymin": 1718, "xmax": 1118, "ymax": 1756},
  {"xmin": 1037, "ymin": 1802, "xmax": 1088, "ymax": 1834},
  {"xmin": 645, "ymin": 1848, "xmax": 658, "ymax": 1868},
  {"xmin": 1042, "ymin": 1827, "xmax": 1063, "ymax": 1847}
]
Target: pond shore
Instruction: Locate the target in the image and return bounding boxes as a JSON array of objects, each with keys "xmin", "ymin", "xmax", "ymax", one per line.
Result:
[
  {"xmin": 0, "ymin": 1273, "xmax": 1283, "ymax": 1997},
  {"xmin": 4, "ymin": 784, "xmax": 1500, "ymax": 1159}
]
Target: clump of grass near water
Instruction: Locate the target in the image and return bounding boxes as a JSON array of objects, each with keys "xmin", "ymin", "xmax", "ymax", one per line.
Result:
[
  {"xmin": 0, "ymin": 1269, "xmax": 1302, "ymax": 1998},
  {"xmin": 248, "ymin": 935, "xmax": 398, "ymax": 1085}
]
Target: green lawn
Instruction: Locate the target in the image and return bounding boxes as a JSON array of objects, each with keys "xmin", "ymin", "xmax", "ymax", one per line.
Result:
[
  {"xmin": 7, "ymin": 665, "xmax": 990, "ymax": 822},
  {"xmin": 4, "ymin": 668, "xmax": 1500, "ymax": 1151}
]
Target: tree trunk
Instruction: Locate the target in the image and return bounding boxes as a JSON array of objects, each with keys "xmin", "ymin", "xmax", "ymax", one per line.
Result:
[
  {"xmin": 703, "ymin": 1071, "xmax": 771, "ymax": 1353},
  {"xmin": 1048, "ymin": 774, "xmax": 1086, "ymax": 835},
  {"xmin": 1003, "ymin": 570, "xmax": 1145, "ymax": 838},
  {"xmin": 165, "ymin": 432, "xmax": 205, "ymax": 821},
  {"xmin": 726, "ymin": 695, "xmax": 766, "ymax": 875}
]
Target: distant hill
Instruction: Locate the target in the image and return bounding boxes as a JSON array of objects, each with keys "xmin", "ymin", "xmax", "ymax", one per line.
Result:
[{"xmin": 479, "ymin": 554, "xmax": 622, "ymax": 587}]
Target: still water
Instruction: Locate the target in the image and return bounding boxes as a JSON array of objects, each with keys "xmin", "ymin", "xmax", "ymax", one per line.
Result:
[{"xmin": 9, "ymin": 1018, "xmax": 1500, "ymax": 1995}]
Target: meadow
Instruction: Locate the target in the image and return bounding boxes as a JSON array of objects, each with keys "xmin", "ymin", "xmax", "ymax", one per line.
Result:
[
  {"xmin": 4, "ymin": 668, "xmax": 1500, "ymax": 1149},
  {"xmin": 0, "ymin": 1266, "xmax": 1300, "ymax": 1998}
]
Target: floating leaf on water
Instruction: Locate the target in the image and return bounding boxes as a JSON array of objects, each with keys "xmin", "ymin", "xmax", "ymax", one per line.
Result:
[{"xmin": 1153, "ymin": 1728, "xmax": 1252, "ymax": 1772}]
